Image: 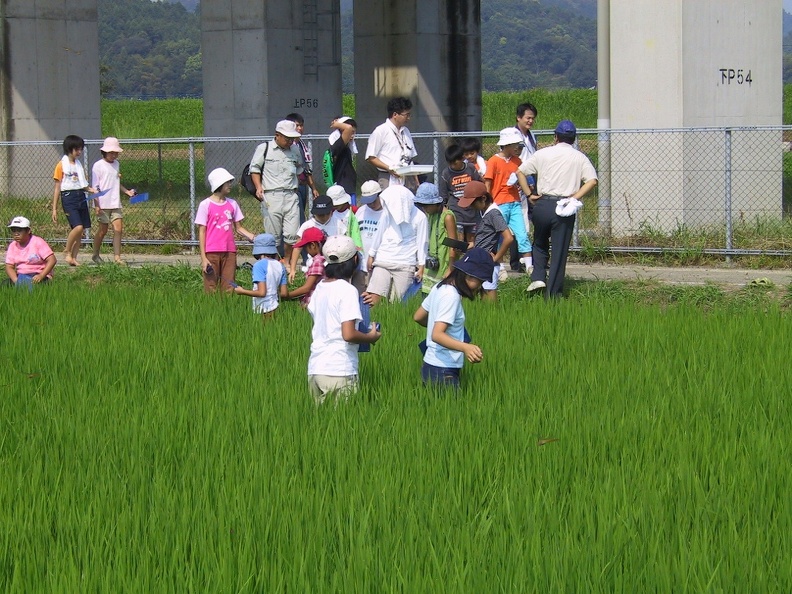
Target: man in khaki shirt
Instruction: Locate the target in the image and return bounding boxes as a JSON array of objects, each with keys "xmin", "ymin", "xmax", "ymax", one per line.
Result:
[{"xmin": 249, "ymin": 120, "xmax": 305, "ymax": 263}]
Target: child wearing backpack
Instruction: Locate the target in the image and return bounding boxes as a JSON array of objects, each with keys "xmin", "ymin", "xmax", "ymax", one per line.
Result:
[{"xmin": 233, "ymin": 233, "xmax": 288, "ymax": 319}]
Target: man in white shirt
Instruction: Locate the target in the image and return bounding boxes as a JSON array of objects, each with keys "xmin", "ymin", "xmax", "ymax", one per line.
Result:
[
  {"xmin": 511, "ymin": 102, "xmax": 539, "ymax": 271},
  {"xmin": 365, "ymin": 97, "xmax": 418, "ymax": 189},
  {"xmin": 363, "ymin": 185, "xmax": 427, "ymax": 306},
  {"xmin": 517, "ymin": 120, "xmax": 598, "ymax": 298}
]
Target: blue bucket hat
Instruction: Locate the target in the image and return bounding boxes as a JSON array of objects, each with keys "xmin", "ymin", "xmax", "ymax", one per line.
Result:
[
  {"xmin": 453, "ymin": 247, "xmax": 495, "ymax": 281},
  {"xmin": 414, "ymin": 182, "xmax": 442, "ymax": 205},
  {"xmin": 252, "ymin": 233, "xmax": 278, "ymax": 256}
]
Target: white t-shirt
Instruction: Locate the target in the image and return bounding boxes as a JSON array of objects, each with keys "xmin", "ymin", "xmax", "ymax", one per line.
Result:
[
  {"xmin": 421, "ymin": 284, "xmax": 465, "ymax": 369},
  {"xmin": 355, "ymin": 204, "xmax": 384, "ymax": 271},
  {"xmin": 91, "ymin": 158, "xmax": 122, "ymax": 209},
  {"xmin": 307, "ymin": 279, "xmax": 362, "ymax": 376},
  {"xmin": 251, "ymin": 258, "xmax": 287, "ymax": 314},
  {"xmin": 368, "ymin": 206, "xmax": 428, "ymax": 267},
  {"xmin": 365, "ymin": 119, "xmax": 418, "ymax": 186}
]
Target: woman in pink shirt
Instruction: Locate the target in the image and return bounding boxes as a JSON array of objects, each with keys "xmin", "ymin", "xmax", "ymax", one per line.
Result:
[
  {"xmin": 194, "ymin": 168, "xmax": 256, "ymax": 293},
  {"xmin": 4, "ymin": 216, "xmax": 56, "ymax": 287}
]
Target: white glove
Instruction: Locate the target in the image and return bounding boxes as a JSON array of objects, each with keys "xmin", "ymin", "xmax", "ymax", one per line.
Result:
[{"xmin": 556, "ymin": 198, "xmax": 583, "ymax": 217}]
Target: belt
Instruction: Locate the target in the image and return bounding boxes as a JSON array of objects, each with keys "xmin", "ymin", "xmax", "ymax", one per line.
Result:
[{"xmin": 263, "ymin": 188, "xmax": 297, "ymax": 193}]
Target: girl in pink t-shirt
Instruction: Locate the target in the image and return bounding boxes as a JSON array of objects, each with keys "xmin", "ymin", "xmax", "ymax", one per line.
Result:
[
  {"xmin": 5, "ymin": 216, "xmax": 56, "ymax": 287},
  {"xmin": 194, "ymin": 168, "xmax": 255, "ymax": 293}
]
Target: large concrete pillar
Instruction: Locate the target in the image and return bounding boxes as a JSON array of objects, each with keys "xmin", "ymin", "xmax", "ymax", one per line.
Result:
[
  {"xmin": 201, "ymin": 0, "xmax": 343, "ymax": 179},
  {"xmin": 0, "ymin": 0, "xmax": 101, "ymax": 196},
  {"xmin": 604, "ymin": 0, "xmax": 782, "ymax": 235},
  {"xmin": 352, "ymin": 0, "xmax": 481, "ymax": 137}
]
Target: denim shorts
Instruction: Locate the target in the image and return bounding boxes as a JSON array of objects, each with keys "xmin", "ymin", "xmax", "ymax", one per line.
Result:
[
  {"xmin": 61, "ymin": 190, "xmax": 91, "ymax": 229},
  {"xmin": 421, "ymin": 362, "xmax": 461, "ymax": 389}
]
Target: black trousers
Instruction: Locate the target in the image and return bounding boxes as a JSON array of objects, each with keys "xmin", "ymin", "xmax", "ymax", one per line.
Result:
[{"xmin": 530, "ymin": 196, "xmax": 575, "ymax": 298}]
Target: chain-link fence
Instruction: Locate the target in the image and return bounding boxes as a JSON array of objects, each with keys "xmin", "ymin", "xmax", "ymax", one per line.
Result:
[{"xmin": 2, "ymin": 127, "xmax": 791, "ymax": 256}]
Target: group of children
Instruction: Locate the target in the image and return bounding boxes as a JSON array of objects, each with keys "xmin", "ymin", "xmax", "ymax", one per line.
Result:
[
  {"xmin": 36, "ymin": 129, "xmax": 542, "ymax": 401},
  {"xmin": 50, "ymin": 134, "xmax": 137, "ymax": 267}
]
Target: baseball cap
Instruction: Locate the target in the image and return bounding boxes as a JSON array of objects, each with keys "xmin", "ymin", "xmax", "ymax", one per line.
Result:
[
  {"xmin": 457, "ymin": 180, "xmax": 487, "ymax": 208},
  {"xmin": 275, "ymin": 119, "xmax": 301, "ymax": 138},
  {"xmin": 252, "ymin": 233, "xmax": 278, "ymax": 256},
  {"xmin": 322, "ymin": 234, "xmax": 358, "ymax": 263},
  {"xmin": 207, "ymin": 167, "xmax": 235, "ymax": 192},
  {"xmin": 358, "ymin": 180, "xmax": 382, "ymax": 205},
  {"xmin": 311, "ymin": 195, "xmax": 333, "ymax": 215},
  {"xmin": 413, "ymin": 182, "xmax": 442, "ymax": 205},
  {"xmin": 326, "ymin": 184, "xmax": 351, "ymax": 207},
  {"xmin": 498, "ymin": 127, "xmax": 524, "ymax": 147},
  {"xmin": 555, "ymin": 120, "xmax": 577, "ymax": 136},
  {"xmin": 293, "ymin": 226, "xmax": 327, "ymax": 248},
  {"xmin": 453, "ymin": 247, "xmax": 496, "ymax": 282},
  {"xmin": 7, "ymin": 216, "xmax": 31, "ymax": 229}
]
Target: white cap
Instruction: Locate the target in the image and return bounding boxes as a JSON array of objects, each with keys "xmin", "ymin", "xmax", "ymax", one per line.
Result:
[
  {"xmin": 498, "ymin": 127, "xmax": 524, "ymax": 147},
  {"xmin": 275, "ymin": 120, "xmax": 301, "ymax": 138},
  {"xmin": 7, "ymin": 216, "xmax": 31, "ymax": 228},
  {"xmin": 322, "ymin": 234, "xmax": 358, "ymax": 263},
  {"xmin": 360, "ymin": 180, "xmax": 382, "ymax": 197},
  {"xmin": 326, "ymin": 184, "xmax": 351, "ymax": 206},
  {"xmin": 207, "ymin": 168, "xmax": 235, "ymax": 193}
]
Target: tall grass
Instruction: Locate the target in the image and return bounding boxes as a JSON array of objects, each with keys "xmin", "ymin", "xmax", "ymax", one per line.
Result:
[
  {"xmin": 101, "ymin": 98, "xmax": 204, "ymax": 138},
  {"xmin": 1, "ymin": 270, "xmax": 790, "ymax": 591}
]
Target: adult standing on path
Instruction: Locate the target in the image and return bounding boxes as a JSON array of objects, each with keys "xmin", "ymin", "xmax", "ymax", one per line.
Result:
[
  {"xmin": 517, "ymin": 120, "xmax": 597, "ymax": 298},
  {"xmin": 285, "ymin": 113, "xmax": 320, "ymax": 223},
  {"xmin": 510, "ymin": 102, "xmax": 539, "ymax": 272},
  {"xmin": 248, "ymin": 120, "xmax": 305, "ymax": 263},
  {"xmin": 365, "ymin": 97, "xmax": 418, "ymax": 190}
]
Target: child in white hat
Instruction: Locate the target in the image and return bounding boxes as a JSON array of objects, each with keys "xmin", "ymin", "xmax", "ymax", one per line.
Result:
[
  {"xmin": 306, "ymin": 235, "xmax": 381, "ymax": 404},
  {"xmin": 90, "ymin": 137, "xmax": 137, "ymax": 265},
  {"xmin": 194, "ymin": 168, "xmax": 256, "ymax": 293}
]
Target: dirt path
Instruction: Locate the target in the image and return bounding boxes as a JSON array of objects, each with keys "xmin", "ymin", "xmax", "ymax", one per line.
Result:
[{"xmin": 51, "ymin": 253, "xmax": 791, "ymax": 288}]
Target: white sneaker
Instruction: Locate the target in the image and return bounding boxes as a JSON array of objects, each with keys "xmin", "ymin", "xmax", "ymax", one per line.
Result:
[
  {"xmin": 498, "ymin": 266, "xmax": 509, "ymax": 282},
  {"xmin": 527, "ymin": 280, "xmax": 546, "ymax": 293}
]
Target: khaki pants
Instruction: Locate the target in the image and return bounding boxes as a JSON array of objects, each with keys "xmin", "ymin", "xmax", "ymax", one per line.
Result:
[
  {"xmin": 261, "ymin": 189, "xmax": 300, "ymax": 246},
  {"xmin": 308, "ymin": 374, "xmax": 359, "ymax": 405}
]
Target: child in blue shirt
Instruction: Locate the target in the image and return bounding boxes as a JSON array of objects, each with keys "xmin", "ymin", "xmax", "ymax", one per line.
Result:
[
  {"xmin": 233, "ymin": 233, "xmax": 288, "ymax": 319},
  {"xmin": 413, "ymin": 247, "xmax": 495, "ymax": 389}
]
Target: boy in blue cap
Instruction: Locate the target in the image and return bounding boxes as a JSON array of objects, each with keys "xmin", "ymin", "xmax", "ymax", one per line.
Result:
[{"xmin": 233, "ymin": 233, "xmax": 288, "ymax": 319}]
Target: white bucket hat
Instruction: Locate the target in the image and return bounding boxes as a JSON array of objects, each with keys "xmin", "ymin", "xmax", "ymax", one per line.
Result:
[
  {"xmin": 100, "ymin": 137, "xmax": 124, "ymax": 153},
  {"xmin": 326, "ymin": 184, "xmax": 351, "ymax": 206},
  {"xmin": 498, "ymin": 128, "xmax": 524, "ymax": 147},
  {"xmin": 207, "ymin": 167, "xmax": 235, "ymax": 193}
]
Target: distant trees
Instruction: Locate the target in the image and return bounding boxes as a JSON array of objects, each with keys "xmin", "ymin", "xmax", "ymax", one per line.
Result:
[{"xmin": 98, "ymin": 0, "xmax": 202, "ymax": 98}]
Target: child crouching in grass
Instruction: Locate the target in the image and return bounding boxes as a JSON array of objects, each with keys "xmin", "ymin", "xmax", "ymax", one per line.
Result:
[
  {"xmin": 413, "ymin": 247, "xmax": 495, "ymax": 389},
  {"xmin": 233, "ymin": 233, "xmax": 288, "ymax": 320},
  {"xmin": 307, "ymin": 235, "xmax": 381, "ymax": 405}
]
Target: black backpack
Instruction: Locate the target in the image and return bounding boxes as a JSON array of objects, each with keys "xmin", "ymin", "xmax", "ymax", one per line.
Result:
[{"xmin": 240, "ymin": 141, "xmax": 269, "ymax": 196}]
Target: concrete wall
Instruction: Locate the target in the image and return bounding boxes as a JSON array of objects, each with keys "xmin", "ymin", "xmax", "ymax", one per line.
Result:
[
  {"xmin": 0, "ymin": 0, "xmax": 101, "ymax": 196},
  {"xmin": 606, "ymin": 0, "xmax": 782, "ymax": 235},
  {"xmin": 352, "ymin": 0, "xmax": 481, "ymax": 136}
]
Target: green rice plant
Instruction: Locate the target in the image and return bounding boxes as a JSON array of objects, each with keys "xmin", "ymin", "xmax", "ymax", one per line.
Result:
[{"xmin": 1, "ymin": 270, "xmax": 790, "ymax": 591}]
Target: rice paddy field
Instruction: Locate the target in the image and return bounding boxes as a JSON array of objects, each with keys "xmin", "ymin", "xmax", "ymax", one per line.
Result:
[{"xmin": 1, "ymin": 267, "xmax": 790, "ymax": 592}]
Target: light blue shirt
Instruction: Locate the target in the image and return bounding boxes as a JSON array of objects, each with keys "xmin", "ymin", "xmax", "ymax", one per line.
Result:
[{"xmin": 421, "ymin": 284, "xmax": 465, "ymax": 369}]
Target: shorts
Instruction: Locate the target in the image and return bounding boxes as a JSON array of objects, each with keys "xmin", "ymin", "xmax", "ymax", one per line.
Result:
[
  {"xmin": 367, "ymin": 262, "xmax": 416, "ymax": 302},
  {"xmin": 97, "ymin": 208, "xmax": 123, "ymax": 224},
  {"xmin": 421, "ymin": 362, "xmax": 461, "ymax": 389},
  {"xmin": 482, "ymin": 263, "xmax": 500, "ymax": 291},
  {"xmin": 308, "ymin": 374, "xmax": 359, "ymax": 405},
  {"xmin": 61, "ymin": 190, "xmax": 91, "ymax": 229}
]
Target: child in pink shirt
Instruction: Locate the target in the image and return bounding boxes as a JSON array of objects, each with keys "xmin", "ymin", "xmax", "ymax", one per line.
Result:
[
  {"xmin": 5, "ymin": 216, "xmax": 56, "ymax": 287},
  {"xmin": 194, "ymin": 168, "xmax": 256, "ymax": 293}
]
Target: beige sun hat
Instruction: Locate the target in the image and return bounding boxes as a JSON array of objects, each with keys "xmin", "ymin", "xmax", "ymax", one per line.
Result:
[{"xmin": 100, "ymin": 137, "xmax": 124, "ymax": 153}]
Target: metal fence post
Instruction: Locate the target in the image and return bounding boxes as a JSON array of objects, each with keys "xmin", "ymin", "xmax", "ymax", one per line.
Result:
[
  {"xmin": 724, "ymin": 129, "xmax": 733, "ymax": 262},
  {"xmin": 189, "ymin": 140, "xmax": 196, "ymax": 246},
  {"xmin": 433, "ymin": 137, "xmax": 439, "ymax": 183}
]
